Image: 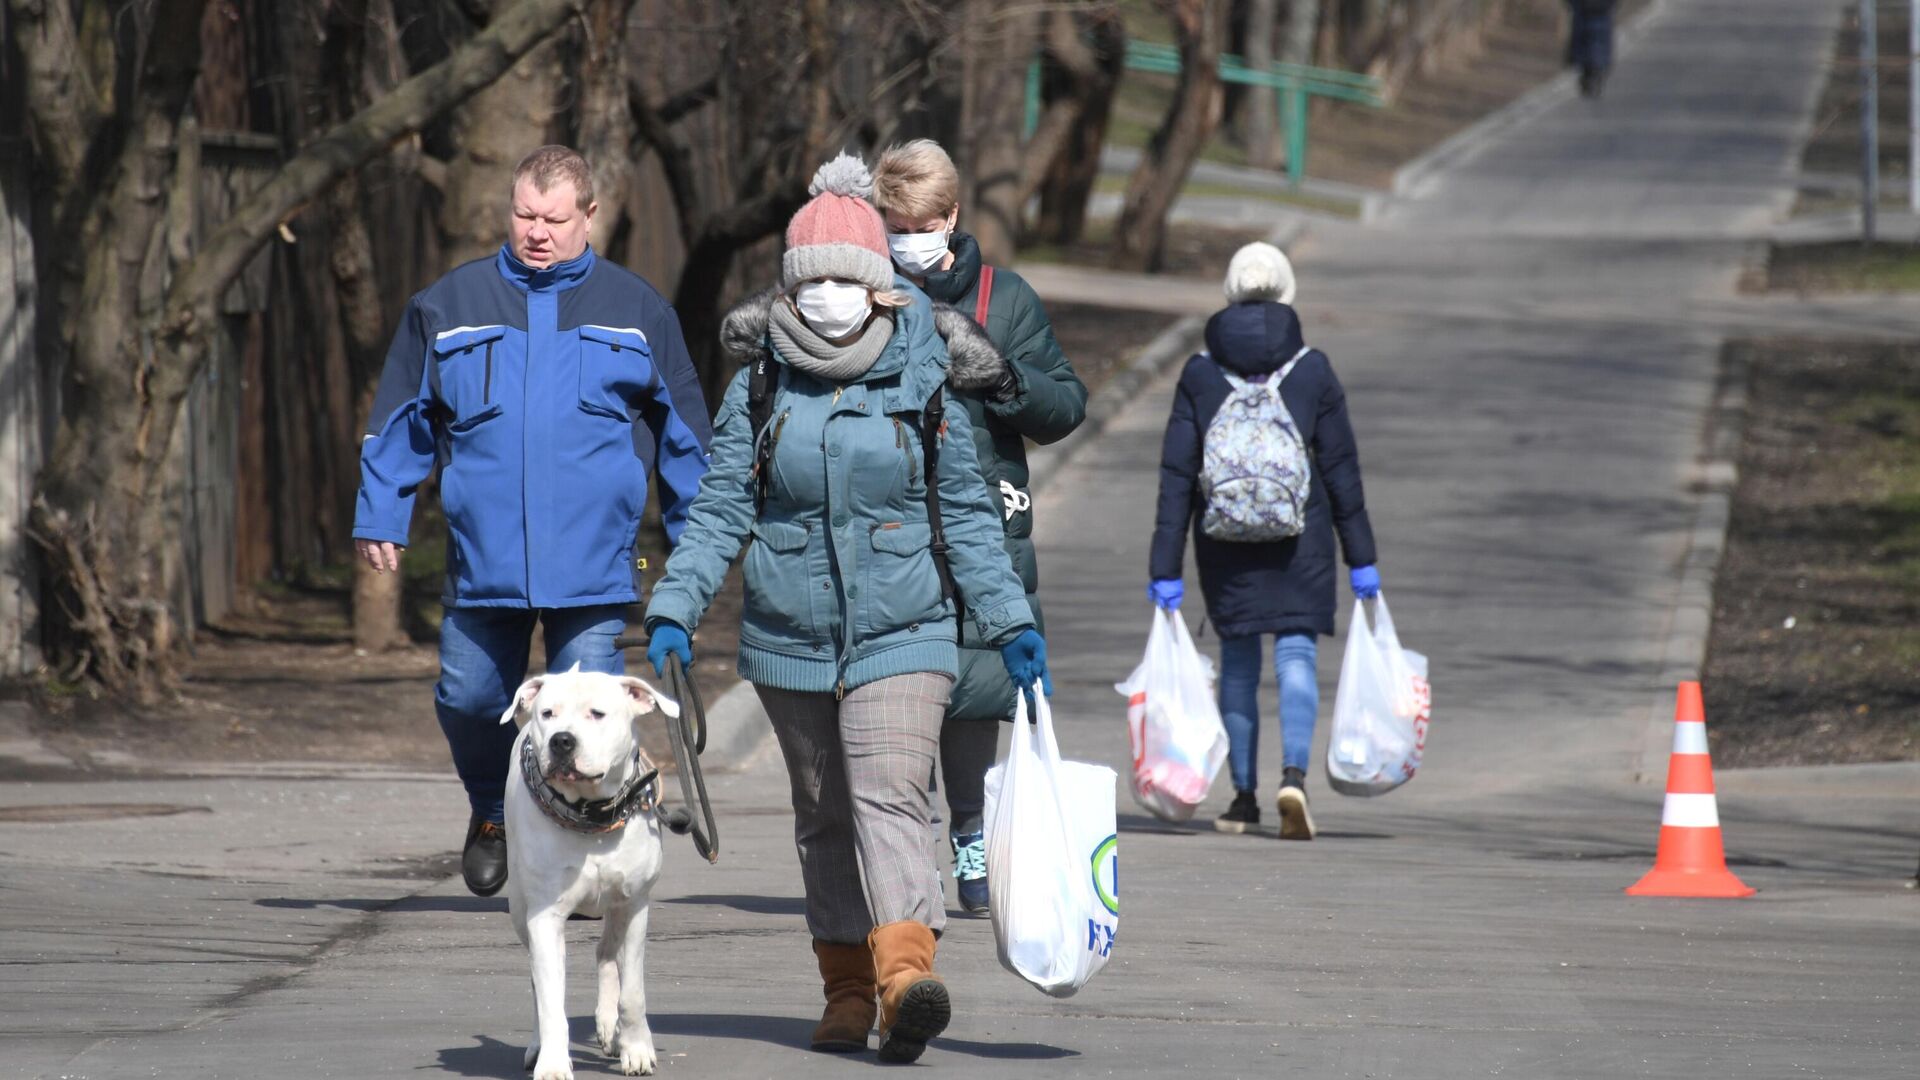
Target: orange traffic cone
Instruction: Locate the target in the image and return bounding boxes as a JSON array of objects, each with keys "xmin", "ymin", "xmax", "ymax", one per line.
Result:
[{"xmin": 1626, "ymin": 682, "xmax": 1756, "ymax": 898}]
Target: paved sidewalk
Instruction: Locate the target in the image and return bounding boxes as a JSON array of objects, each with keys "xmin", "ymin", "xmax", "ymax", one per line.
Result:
[{"xmin": 5, "ymin": 2, "xmax": 1915, "ymax": 1077}]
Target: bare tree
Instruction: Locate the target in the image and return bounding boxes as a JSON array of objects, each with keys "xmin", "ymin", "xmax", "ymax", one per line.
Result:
[
  {"xmin": 13, "ymin": 0, "xmax": 589, "ymax": 696},
  {"xmin": 959, "ymin": 0, "xmax": 1038, "ymax": 265},
  {"xmin": 1113, "ymin": 0, "xmax": 1227, "ymax": 271},
  {"xmin": 317, "ymin": 0, "xmax": 411, "ymax": 651},
  {"xmin": 1242, "ymin": 0, "xmax": 1282, "ymax": 168},
  {"xmin": 1024, "ymin": 4, "xmax": 1127, "ymax": 246}
]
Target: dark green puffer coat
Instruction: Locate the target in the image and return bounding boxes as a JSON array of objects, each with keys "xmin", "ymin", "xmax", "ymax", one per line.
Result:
[{"xmin": 918, "ymin": 233, "xmax": 1088, "ymax": 721}]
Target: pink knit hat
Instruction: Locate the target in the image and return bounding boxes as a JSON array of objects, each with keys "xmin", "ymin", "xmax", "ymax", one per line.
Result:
[{"xmin": 782, "ymin": 153, "xmax": 895, "ymax": 293}]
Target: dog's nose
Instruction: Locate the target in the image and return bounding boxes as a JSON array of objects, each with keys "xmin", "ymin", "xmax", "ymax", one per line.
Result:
[{"xmin": 548, "ymin": 731, "xmax": 578, "ymax": 759}]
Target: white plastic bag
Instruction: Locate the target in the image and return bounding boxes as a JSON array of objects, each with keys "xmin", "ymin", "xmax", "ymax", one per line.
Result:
[
  {"xmin": 1326, "ymin": 592, "xmax": 1431, "ymax": 797},
  {"xmin": 982, "ymin": 693, "xmax": 1119, "ymax": 998},
  {"xmin": 1114, "ymin": 608, "xmax": 1229, "ymax": 822}
]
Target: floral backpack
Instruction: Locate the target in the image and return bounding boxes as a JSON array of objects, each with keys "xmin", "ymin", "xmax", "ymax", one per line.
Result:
[{"xmin": 1198, "ymin": 346, "xmax": 1312, "ymax": 542}]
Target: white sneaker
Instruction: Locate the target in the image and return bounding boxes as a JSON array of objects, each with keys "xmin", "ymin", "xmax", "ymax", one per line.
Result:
[{"xmin": 1276, "ymin": 780, "xmax": 1315, "ymax": 841}]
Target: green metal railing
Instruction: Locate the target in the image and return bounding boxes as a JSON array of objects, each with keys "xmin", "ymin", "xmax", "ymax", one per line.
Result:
[{"xmin": 1026, "ymin": 41, "xmax": 1384, "ymax": 188}]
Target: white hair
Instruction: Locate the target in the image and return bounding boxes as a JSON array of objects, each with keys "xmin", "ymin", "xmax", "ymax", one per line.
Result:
[{"xmin": 1224, "ymin": 241, "xmax": 1297, "ymax": 305}]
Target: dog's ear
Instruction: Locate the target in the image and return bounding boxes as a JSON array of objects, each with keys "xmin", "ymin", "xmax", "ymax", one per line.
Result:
[
  {"xmin": 618, "ymin": 676, "xmax": 680, "ymax": 720},
  {"xmin": 499, "ymin": 677, "xmax": 545, "ymax": 727}
]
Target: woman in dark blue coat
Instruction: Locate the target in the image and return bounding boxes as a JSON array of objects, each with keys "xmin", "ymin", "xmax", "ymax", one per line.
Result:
[{"xmin": 1149, "ymin": 243, "xmax": 1379, "ymax": 840}]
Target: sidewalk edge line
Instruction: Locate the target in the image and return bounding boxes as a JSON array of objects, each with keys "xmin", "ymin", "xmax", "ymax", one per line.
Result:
[
  {"xmin": 1634, "ymin": 339, "xmax": 1748, "ymax": 784},
  {"xmin": 1382, "ymin": 0, "xmax": 1675, "ymax": 212}
]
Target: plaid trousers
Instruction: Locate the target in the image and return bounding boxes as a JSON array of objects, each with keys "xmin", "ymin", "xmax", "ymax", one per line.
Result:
[{"xmin": 756, "ymin": 672, "xmax": 953, "ymax": 943}]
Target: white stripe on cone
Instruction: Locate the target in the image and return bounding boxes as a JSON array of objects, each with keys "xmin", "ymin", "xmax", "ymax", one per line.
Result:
[
  {"xmin": 1661, "ymin": 792, "xmax": 1721, "ymax": 829},
  {"xmin": 1671, "ymin": 722, "xmax": 1709, "ymax": 755}
]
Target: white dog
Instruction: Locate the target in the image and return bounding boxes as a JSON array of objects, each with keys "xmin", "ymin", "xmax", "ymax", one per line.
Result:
[{"xmin": 500, "ymin": 666, "xmax": 679, "ymax": 1079}]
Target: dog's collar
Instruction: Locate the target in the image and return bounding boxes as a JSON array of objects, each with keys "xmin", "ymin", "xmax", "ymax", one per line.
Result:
[{"xmin": 520, "ymin": 737, "xmax": 660, "ymax": 835}]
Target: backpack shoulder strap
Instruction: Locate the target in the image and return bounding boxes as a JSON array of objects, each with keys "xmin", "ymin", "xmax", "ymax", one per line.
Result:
[
  {"xmin": 917, "ymin": 387, "xmax": 962, "ymax": 623},
  {"xmin": 747, "ymin": 353, "xmax": 780, "ymax": 511},
  {"xmin": 973, "ymin": 265, "xmax": 995, "ymax": 327},
  {"xmin": 1273, "ymin": 345, "xmax": 1311, "ymax": 385}
]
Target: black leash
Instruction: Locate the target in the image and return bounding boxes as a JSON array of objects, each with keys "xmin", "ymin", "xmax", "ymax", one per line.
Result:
[{"xmin": 661, "ymin": 653, "xmax": 718, "ymax": 864}]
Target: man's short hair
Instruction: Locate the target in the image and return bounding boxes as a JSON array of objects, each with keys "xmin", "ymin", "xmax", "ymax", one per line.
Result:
[
  {"xmin": 871, "ymin": 139, "xmax": 959, "ymax": 221},
  {"xmin": 512, "ymin": 145, "xmax": 595, "ymax": 209}
]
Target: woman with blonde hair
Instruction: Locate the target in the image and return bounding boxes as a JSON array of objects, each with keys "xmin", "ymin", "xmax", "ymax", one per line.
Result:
[
  {"xmin": 643, "ymin": 154, "xmax": 1049, "ymax": 1063},
  {"xmin": 870, "ymin": 138, "xmax": 1086, "ymax": 914}
]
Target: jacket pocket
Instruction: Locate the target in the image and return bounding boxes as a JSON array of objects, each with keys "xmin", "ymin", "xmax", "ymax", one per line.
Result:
[
  {"xmin": 743, "ymin": 520, "xmax": 822, "ymax": 647},
  {"xmin": 448, "ymin": 404, "xmax": 504, "ymax": 434},
  {"xmin": 432, "ymin": 325, "xmax": 508, "ymax": 425},
  {"xmin": 577, "ymin": 324, "xmax": 651, "ymax": 422},
  {"xmin": 860, "ymin": 521, "xmax": 944, "ymax": 637}
]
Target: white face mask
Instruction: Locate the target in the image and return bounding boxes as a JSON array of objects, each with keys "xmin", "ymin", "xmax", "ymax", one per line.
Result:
[
  {"xmin": 793, "ymin": 281, "xmax": 873, "ymax": 339},
  {"xmin": 888, "ymin": 230, "xmax": 950, "ymax": 275}
]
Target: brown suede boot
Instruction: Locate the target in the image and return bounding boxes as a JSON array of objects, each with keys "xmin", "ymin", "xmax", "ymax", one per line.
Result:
[
  {"xmin": 869, "ymin": 920, "xmax": 950, "ymax": 1064},
  {"xmin": 810, "ymin": 940, "xmax": 877, "ymax": 1053}
]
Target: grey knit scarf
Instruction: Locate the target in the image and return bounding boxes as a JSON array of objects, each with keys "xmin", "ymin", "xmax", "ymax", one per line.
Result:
[{"xmin": 768, "ymin": 297, "xmax": 895, "ymax": 382}]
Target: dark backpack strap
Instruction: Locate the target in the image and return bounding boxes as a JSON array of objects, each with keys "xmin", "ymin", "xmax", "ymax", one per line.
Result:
[
  {"xmin": 973, "ymin": 265, "xmax": 995, "ymax": 327},
  {"xmin": 918, "ymin": 387, "xmax": 963, "ymax": 628},
  {"xmin": 747, "ymin": 351, "xmax": 778, "ymax": 511}
]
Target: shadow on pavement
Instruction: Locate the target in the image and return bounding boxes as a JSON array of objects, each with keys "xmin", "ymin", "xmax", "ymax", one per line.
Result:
[
  {"xmin": 661, "ymin": 893, "xmax": 808, "ymax": 916},
  {"xmin": 255, "ymin": 895, "xmax": 508, "ymax": 914},
  {"xmin": 435, "ymin": 1034, "xmax": 523, "ymax": 1078},
  {"xmin": 1114, "ymin": 812, "xmax": 1200, "ymax": 836},
  {"xmin": 648, "ymin": 1012, "xmax": 1078, "ymax": 1061}
]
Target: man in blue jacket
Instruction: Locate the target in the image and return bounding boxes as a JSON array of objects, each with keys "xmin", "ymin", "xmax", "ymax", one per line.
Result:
[{"xmin": 353, "ymin": 146, "xmax": 712, "ymax": 895}]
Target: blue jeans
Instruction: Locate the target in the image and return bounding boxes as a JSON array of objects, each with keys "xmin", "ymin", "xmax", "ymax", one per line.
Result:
[
  {"xmin": 435, "ymin": 604, "xmax": 626, "ymax": 823},
  {"xmin": 1218, "ymin": 633, "xmax": 1319, "ymax": 794}
]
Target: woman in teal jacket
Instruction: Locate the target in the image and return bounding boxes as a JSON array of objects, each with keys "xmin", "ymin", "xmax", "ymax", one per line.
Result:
[{"xmin": 643, "ymin": 156, "xmax": 1048, "ymax": 1066}]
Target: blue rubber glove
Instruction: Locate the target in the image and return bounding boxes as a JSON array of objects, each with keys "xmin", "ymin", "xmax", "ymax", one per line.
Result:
[
  {"xmin": 1000, "ymin": 629, "xmax": 1053, "ymax": 698},
  {"xmin": 1350, "ymin": 565, "xmax": 1381, "ymax": 600},
  {"xmin": 1148, "ymin": 578, "xmax": 1184, "ymax": 611},
  {"xmin": 646, "ymin": 623, "xmax": 692, "ymax": 678}
]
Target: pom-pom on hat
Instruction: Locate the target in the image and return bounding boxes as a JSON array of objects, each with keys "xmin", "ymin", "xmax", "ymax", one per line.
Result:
[
  {"xmin": 1224, "ymin": 241, "xmax": 1297, "ymax": 305},
  {"xmin": 782, "ymin": 153, "xmax": 895, "ymax": 293}
]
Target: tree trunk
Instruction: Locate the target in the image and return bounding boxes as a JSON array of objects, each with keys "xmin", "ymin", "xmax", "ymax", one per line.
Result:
[
  {"xmin": 1285, "ymin": 0, "xmax": 1323, "ymax": 69},
  {"xmin": 959, "ymin": 0, "xmax": 1038, "ymax": 266},
  {"xmin": 1031, "ymin": 6, "xmax": 1126, "ymax": 245},
  {"xmin": 21, "ymin": 0, "xmax": 587, "ymax": 695},
  {"xmin": 1243, "ymin": 0, "xmax": 1282, "ymax": 169},
  {"xmin": 1114, "ymin": 0, "xmax": 1226, "ymax": 272},
  {"xmin": 440, "ymin": 37, "xmax": 568, "ymax": 267},
  {"xmin": 578, "ymin": 0, "xmax": 642, "ymax": 254},
  {"xmin": 316, "ymin": 0, "xmax": 409, "ymax": 650}
]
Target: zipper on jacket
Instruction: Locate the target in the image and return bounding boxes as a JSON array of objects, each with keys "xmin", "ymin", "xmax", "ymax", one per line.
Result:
[{"xmin": 482, "ymin": 341, "xmax": 494, "ymax": 404}]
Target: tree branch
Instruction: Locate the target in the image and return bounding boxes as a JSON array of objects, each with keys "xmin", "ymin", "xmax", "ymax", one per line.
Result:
[
  {"xmin": 628, "ymin": 74, "xmax": 701, "ymax": 249},
  {"xmin": 656, "ymin": 74, "xmax": 718, "ymax": 124},
  {"xmin": 159, "ymin": 0, "xmax": 586, "ymax": 348}
]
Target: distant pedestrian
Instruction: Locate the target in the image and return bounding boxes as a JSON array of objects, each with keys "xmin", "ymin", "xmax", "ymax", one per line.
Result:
[
  {"xmin": 1566, "ymin": 0, "xmax": 1618, "ymax": 98},
  {"xmin": 642, "ymin": 154, "xmax": 1049, "ymax": 1063},
  {"xmin": 353, "ymin": 145, "xmax": 712, "ymax": 898},
  {"xmin": 1148, "ymin": 242, "xmax": 1380, "ymax": 840},
  {"xmin": 870, "ymin": 138, "xmax": 1088, "ymax": 917}
]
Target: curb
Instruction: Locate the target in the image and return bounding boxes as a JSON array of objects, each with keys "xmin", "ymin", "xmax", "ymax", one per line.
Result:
[
  {"xmin": 696, "ymin": 218, "xmax": 1308, "ymax": 773},
  {"xmin": 1633, "ymin": 343, "xmax": 1747, "ymax": 784},
  {"xmin": 1377, "ymin": 0, "xmax": 1674, "ymax": 217}
]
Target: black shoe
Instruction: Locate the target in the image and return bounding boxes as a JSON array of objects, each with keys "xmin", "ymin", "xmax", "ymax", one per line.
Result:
[
  {"xmin": 462, "ymin": 817, "xmax": 508, "ymax": 896},
  {"xmin": 1214, "ymin": 791, "xmax": 1260, "ymax": 834},
  {"xmin": 1276, "ymin": 768, "xmax": 1315, "ymax": 841},
  {"xmin": 1578, "ymin": 65, "xmax": 1606, "ymax": 98}
]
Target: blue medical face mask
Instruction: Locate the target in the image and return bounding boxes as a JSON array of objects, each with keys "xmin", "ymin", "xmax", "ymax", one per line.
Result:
[{"xmin": 792, "ymin": 280, "xmax": 873, "ymax": 339}]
